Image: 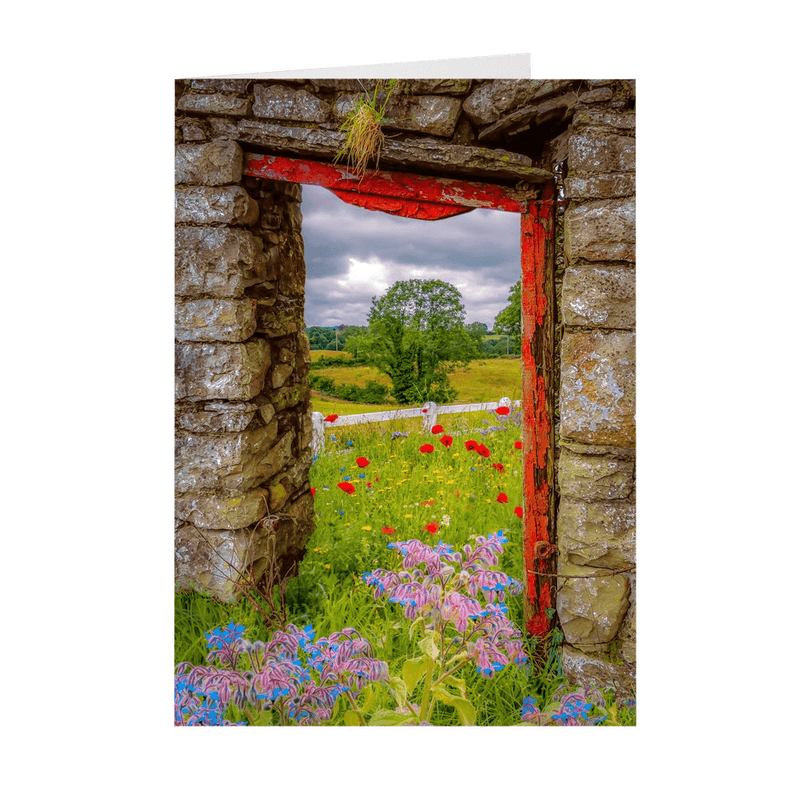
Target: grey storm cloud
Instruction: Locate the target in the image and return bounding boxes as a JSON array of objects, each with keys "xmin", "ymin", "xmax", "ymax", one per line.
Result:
[{"xmin": 300, "ymin": 185, "xmax": 521, "ymax": 328}]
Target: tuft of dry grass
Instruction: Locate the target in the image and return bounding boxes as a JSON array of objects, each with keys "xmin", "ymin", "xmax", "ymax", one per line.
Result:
[{"xmin": 335, "ymin": 80, "xmax": 397, "ymax": 177}]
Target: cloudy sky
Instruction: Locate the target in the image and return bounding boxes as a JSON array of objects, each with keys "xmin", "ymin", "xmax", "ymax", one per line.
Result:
[{"xmin": 300, "ymin": 184, "xmax": 521, "ymax": 329}]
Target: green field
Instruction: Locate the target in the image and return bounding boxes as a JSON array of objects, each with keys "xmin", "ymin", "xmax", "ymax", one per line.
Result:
[{"xmin": 310, "ymin": 355, "xmax": 522, "ymax": 418}]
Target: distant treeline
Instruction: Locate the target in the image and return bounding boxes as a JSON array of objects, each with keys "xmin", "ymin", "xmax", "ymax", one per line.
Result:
[{"xmin": 306, "ymin": 325, "xmax": 521, "ymax": 357}]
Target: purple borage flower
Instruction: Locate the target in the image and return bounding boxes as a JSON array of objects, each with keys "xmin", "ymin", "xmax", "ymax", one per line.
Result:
[
  {"xmin": 362, "ymin": 532, "xmax": 527, "ymax": 677},
  {"xmin": 175, "ymin": 622, "xmax": 389, "ymax": 726}
]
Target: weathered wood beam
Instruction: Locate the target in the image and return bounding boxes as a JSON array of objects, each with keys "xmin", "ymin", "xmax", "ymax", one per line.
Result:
[
  {"xmin": 520, "ymin": 182, "xmax": 557, "ymax": 642},
  {"xmin": 244, "ymin": 153, "xmax": 531, "ymax": 215}
]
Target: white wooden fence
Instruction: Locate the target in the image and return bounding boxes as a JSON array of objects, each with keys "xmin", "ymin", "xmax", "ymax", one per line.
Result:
[{"xmin": 311, "ymin": 396, "xmax": 519, "ymax": 454}]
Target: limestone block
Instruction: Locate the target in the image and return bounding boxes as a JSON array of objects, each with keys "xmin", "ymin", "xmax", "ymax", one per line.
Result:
[
  {"xmin": 333, "ymin": 93, "xmax": 462, "ymax": 138},
  {"xmin": 175, "ymin": 186, "xmax": 259, "ymax": 226},
  {"xmin": 569, "ymin": 133, "xmax": 635, "ymax": 175},
  {"xmin": 272, "ymin": 382, "xmax": 309, "ymax": 413},
  {"xmin": 310, "ymin": 79, "xmax": 472, "ymax": 95},
  {"xmin": 560, "ymin": 644, "xmax": 635, "ymax": 700},
  {"xmin": 177, "ymin": 92, "xmax": 251, "ymax": 116},
  {"xmin": 577, "ymin": 87, "xmax": 614, "ymax": 104},
  {"xmin": 177, "ymin": 401, "xmax": 257, "ymax": 433},
  {"xmin": 175, "ymin": 299, "xmax": 257, "ymax": 342},
  {"xmin": 175, "ymin": 227, "xmax": 267, "ymax": 297},
  {"xmin": 558, "ymin": 448, "xmax": 635, "ymax": 502},
  {"xmin": 271, "ymin": 362, "xmax": 294, "ymax": 389},
  {"xmin": 214, "ymin": 118, "xmax": 551, "ymax": 182},
  {"xmin": 175, "ymin": 522, "xmax": 275, "ymax": 602},
  {"xmin": 572, "ymin": 109, "xmax": 636, "ymax": 132},
  {"xmin": 558, "ymin": 499, "xmax": 636, "ymax": 569},
  {"xmin": 256, "ymin": 301, "xmax": 302, "ymax": 337},
  {"xmin": 564, "ymin": 198, "xmax": 635, "ymax": 263},
  {"xmin": 175, "ymin": 340, "xmax": 271, "ymax": 402},
  {"xmin": 180, "ymin": 119, "xmax": 209, "ymax": 142},
  {"xmin": 560, "ymin": 330, "xmax": 635, "ymax": 447},
  {"xmin": 253, "ymin": 84, "xmax": 330, "ymax": 123},
  {"xmin": 561, "ymin": 265, "xmax": 635, "ymax": 329},
  {"xmin": 187, "ymin": 79, "xmax": 249, "ymax": 93},
  {"xmin": 175, "ymin": 140, "xmax": 243, "ymax": 186},
  {"xmin": 556, "ymin": 564, "xmax": 631, "ymax": 645},
  {"xmin": 462, "ymin": 79, "xmax": 573, "ymax": 126},
  {"xmin": 175, "ymin": 488, "xmax": 271, "ymax": 530},
  {"xmin": 565, "ymin": 174, "xmax": 636, "ymax": 200},
  {"xmin": 175, "ymin": 424, "xmax": 292, "ymax": 493}
]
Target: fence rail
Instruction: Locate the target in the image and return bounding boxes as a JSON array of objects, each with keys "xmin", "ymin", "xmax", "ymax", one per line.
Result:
[{"xmin": 311, "ymin": 397, "xmax": 518, "ymax": 454}]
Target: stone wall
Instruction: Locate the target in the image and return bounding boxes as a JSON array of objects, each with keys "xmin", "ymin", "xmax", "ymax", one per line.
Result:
[
  {"xmin": 174, "ymin": 78, "xmax": 635, "ymax": 692},
  {"xmin": 556, "ymin": 101, "xmax": 636, "ymax": 697},
  {"xmin": 174, "ymin": 127, "xmax": 314, "ymax": 601}
]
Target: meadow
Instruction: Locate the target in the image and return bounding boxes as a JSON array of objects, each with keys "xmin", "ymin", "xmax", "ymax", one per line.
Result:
[
  {"xmin": 175, "ymin": 405, "xmax": 636, "ymax": 726},
  {"xmin": 309, "ymin": 350, "xmax": 523, "ymax": 417}
]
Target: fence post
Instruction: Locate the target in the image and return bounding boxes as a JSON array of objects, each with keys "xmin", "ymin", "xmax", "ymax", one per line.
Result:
[
  {"xmin": 421, "ymin": 401, "xmax": 438, "ymax": 432},
  {"xmin": 311, "ymin": 411, "xmax": 325, "ymax": 456}
]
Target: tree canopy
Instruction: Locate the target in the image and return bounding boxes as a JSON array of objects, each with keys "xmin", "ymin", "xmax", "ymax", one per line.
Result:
[
  {"xmin": 347, "ymin": 279, "xmax": 478, "ymax": 405},
  {"xmin": 493, "ymin": 280, "xmax": 522, "ymax": 352}
]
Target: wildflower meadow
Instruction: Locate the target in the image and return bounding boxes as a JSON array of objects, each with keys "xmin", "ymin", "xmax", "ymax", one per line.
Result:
[{"xmin": 175, "ymin": 408, "xmax": 636, "ymax": 726}]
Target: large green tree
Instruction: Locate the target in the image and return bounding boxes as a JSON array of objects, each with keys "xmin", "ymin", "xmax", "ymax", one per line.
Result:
[
  {"xmin": 348, "ymin": 279, "xmax": 478, "ymax": 405},
  {"xmin": 493, "ymin": 280, "xmax": 522, "ymax": 353}
]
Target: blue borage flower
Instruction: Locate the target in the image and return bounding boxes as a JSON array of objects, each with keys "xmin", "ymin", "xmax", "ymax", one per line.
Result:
[
  {"xmin": 362, "ymin": 533, "xmax": 527, "ymax": 671},
  {"xmin": 177, "ymin": 623, "xmax": 390, "ymax": 726}
]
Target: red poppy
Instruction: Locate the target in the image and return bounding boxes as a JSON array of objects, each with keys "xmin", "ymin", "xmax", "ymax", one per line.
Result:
[
  {"xmin": 422, "ymin": 408, "xmax": 428, "ymax": 413},
  {"xmin": 422, "ymin": 500, "xmax": 434, "ymax": 506},
  {"xmin": 419, "ymin": 444, "xmax": 434, "ymax": 454},
  {"xmin": 497, "ymin": 493, "xmax": 509, "ymax": 503},
  {"xmin": 356, "ymin": 457, "xmax": 370, "ymax": 468},
  {"xmin": 310, "ymin": 488, "xmax": 316, "ymax": 495},
  {"xmin": 477, "ymin": 444, "xmax": 491, "ymax": 458},
  {"xmin": 381, "ymin": 526, "xmax": 396, "ymax": 535},
  {"xmin": 514, "ymin": 440, "xmax": 522, "ymax": 450},
  {"xmin": 431, "ymin": 424, "xmax": 444, "ymax": 434},
  {"xmin": 495, "ymin": 406, "xmax": 510, "ymax": 415},
  {"xmin": 492, "ymin": 463, "xmax": 505, "ymax": 472},
  {"xmin": 439, "ymin": 435, "xmax": 453, "ymax": 448},
  {"xmin": 366, "ymin": 482, "xmax": 372, "ymax": 488},
  {"xmin": 337, "ymin": 482, "xmax": 355, "ymax": 495},
  {"xmin": 325, "ymin": 414, "xmax": 339, "ymax": 423},
  {"xmin": 514, "ymin": 506, "xmax": 523, "ymax": 518},
  {"xmin": 424, "ymin": 522, "xmax": 439, "ymax": 534},
  {"xmin": 465, "ymin": 440, "xmax": 478, "ymax": 451}
]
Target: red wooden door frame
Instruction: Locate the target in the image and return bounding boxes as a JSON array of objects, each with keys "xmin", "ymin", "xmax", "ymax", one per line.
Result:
[{"xmin": 244, "ymin": 153, "xmax": 556, "ymax": 640}]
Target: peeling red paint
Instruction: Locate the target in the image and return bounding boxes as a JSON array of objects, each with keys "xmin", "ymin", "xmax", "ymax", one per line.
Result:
[
  {"xmin": 244, "ymin": 153, "xmax": 528, "ymax": 218},
  {"xmin": 329, "ymin": 189, "xmax": 472, "ymax": 220},
  {"xmin": 520, "ymin": 187, "xmax": 556, "ymax": 643}
]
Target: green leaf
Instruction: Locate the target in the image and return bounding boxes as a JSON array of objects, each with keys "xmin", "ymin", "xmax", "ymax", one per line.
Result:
[
  {"xmin": 418, "ymin": 630, "xmax": 439, "ymax": 662},
  {"xmin": 343, "ymin": 710, "xmax": 363, "ymax": 726},
  {"xmin": 431, "ymin": 685, "xmax": 477, "ymax": 726},
  {"xmin": 442, "ymin": 675, "xmax": 467, "ymax": 699},
  {"xmin": 367, "ymin": 709, "xmax": 417, "ymax": 726},
  {"xmin": 359, "ymin": 684, "xmax": 378, "ymax": 715},
  {"xmin": 403, "ymin": 654, "xmax": 431, "ymax": 696},
  {"xmin": 389, "ymin": 675, "xmax": 408, "ymax": 709}
]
